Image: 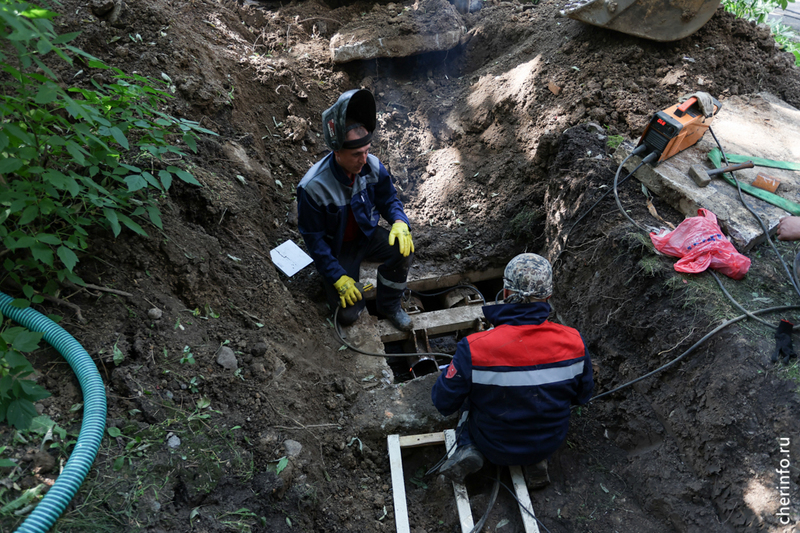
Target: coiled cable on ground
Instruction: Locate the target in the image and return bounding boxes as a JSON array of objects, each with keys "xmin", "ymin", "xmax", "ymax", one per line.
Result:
[
  {"xmin": 1, "ymin": 292, "xmax": 107, "ymax": 533},
  {"xmin": 590, "ymin": 304, "xmax": 800, "ymax": 402}
]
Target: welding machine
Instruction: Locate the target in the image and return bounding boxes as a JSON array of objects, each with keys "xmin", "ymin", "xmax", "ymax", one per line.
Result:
[{"xmin": 636, "ymin": 95, "xmax": 722, "ymax": 165}]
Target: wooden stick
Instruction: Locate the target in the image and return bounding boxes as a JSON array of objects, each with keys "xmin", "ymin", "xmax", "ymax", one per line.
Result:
[
  {"xmin": 445, "ymin": 429, "xmax": 474, "ymax": 533},
  {"xmin": 509, "ymin": 465, "xmax": 540, "ymax": 533},
  {"xmin": 387, "ymin": 434, "xmax": 410, "ymax": 533}
]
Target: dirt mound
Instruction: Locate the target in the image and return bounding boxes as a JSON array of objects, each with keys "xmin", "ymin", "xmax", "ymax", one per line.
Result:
[{"xmin": 2, "ymin": 0, "xmax": 800, "ymax": 532}]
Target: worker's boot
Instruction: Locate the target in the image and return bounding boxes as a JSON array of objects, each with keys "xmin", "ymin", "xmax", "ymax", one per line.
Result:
[
  {"xmin": 523, "ymin": 460, "xmax": 550, "ymax": 490},
  {"xmin": 437, "ymin": 444, "xmax": 485, "ymax": 483},
  {"xmin": 376, "ymin": 273, "xmax": 413, "ymax": 332}
]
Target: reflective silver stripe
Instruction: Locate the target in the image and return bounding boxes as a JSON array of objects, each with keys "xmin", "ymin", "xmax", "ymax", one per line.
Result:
[
  {"xmin": 377, "ymin": 272, "xmax": 407, "ymax": 290},
  {"xmin": 473, "ymin": 361, "xmax": 584, "ymax": 387}
]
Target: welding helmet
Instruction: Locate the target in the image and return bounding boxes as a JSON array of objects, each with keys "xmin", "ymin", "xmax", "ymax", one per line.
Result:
[
  {"xmin": 504, "ymin": 253, "xmax": 553, "ymax": 302},
  {"xmin": 322, "ymin": 89, "xmax": 377, "ymax": 152}
]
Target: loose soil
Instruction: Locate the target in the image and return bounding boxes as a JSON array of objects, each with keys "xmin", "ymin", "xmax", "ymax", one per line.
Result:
[{"xmin": 2, "ymin": 0, "xmax": 800, "ymax": 532}]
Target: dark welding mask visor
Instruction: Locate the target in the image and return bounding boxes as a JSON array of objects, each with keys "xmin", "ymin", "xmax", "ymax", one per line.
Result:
[{"xmin": 322, "ymin": 89, "xmax": 376, "ymax": 151}]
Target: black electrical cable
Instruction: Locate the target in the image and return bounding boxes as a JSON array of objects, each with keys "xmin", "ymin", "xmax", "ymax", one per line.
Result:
[
  {"xmin": 709, "ymin": 270, "xmax": 776, "ymax": 329},
  {"xmin": 466, "ymin": 466, "xmax": 501, "ymax": 533},
  {"xmin": 590, "ymin": 305, "xmax": 800, "ymax": 402},
  {"xmin": 487, "ymin": 473, "xmax": 555, "ymax": 533},
  {"xmin": 708, "ymin": 127, "xmax": 800, "ymax": 299},
  {"xmin": 613, "ymin": 147, "xmax": 660, "ymax": 233},
  {"xmin": 333, "ymin": 305, "xmax": 454, "ymax": 358},
  {"xmin": 553, "ymin": 151, "xmax": 651, "ymax": 265}
]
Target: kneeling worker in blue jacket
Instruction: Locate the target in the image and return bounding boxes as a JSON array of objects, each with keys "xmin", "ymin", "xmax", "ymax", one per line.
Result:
[
  {"xmin": 431, "ymin": 253, "xmax": 594, "ymax": 488},
  {"xmin": 297, "ymin": 89, "xmax": 415, "ymax": 331}
]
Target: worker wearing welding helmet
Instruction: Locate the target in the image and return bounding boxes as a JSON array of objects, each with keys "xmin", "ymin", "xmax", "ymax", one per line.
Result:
[
  {"xmin": 297, "ymin": 89, "xmax": 415, "ymax": 331},
  {"xmin": 431, "ymin": 254, "xmax": 594, "ymax": 489}
]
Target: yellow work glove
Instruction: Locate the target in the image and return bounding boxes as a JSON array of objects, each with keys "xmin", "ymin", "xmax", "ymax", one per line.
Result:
[
  {"xmin": 388, "ymin": 221, "xmax": 414, "ymax": 257},
  {"xmin": 333, "ymin": 275, "xmax": 362, "ymax": 308}
]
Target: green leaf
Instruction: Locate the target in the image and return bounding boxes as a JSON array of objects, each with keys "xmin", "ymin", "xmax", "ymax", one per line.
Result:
[
  {"xmin": 57, "ymin": 245, "xmax": 79, "ymax": 271},
  {"xmin": 31, "ymin": 243, "xmax": 54, "ymax": 266},
  {"xmin": 113, "ymin": 456, "xmax": 125, "ymax": 471},
  {"xmin": 0, "ymin": 157, "xmax": 24, "ymax": 174},
  {"xmin": 125, "ymin": 174, "xmax": 147, "ymax": 192},
  {"xmin": 109, "ymin": 126, "xmax": 129, "ymax": 149},
  {"xmin": 146, "ymin": 206, "xmax": 163, "ymax": 229},
  {"xmin": 117, "ymin": 213, "xmax": 147, "ymax": 236},
  {"xmin": 36, "ymin": 233, "xmax": 62, "ymax": 245},
  {"xmin": 276, "ymin": 456, "xmax": 289, "ymax": 475},
  {"xmin": 5, "ymin": 123, "xmax": 34, "ymax": 145},
  {"xmin": 107, "ymin": 427, "xmax": 122, "ymax": 438},
  {"xmin": 19, "ymin": 7, "xmax": 58, "ymax": 19},
  {"xmin": 34, "ymin": 83, "xmax": 58, "ymax": 104},
  {"xmin": 158, "ymin": 169, "xmax": 173, "ymax": 190},
  {"xmin": 183, "ymin": 132, "xmax": 197, "ymax": 152},
  {"xmin": 19, "ymin": 204, "xmax": 39, "ymax": 225},
  {"xmin": 141, "ymin": 171, "xmax": 161, "ymax": 190},
  {"xmin": 7, "ymin": 398, "xmax": 38, "ymax": 430},
  {"xmin": 113, "ymin": 342, "xmax": 124, "ymax": 365},
  {"xmin": 19, "ymin": 380, "xmax": 50, "ymax": 402},
  {"xmin": 173, "ymin": 169, "xmax": 201, "ymax": 186},
  {"xmin": 52, "ymin": 31, "xmax": 81, "ymax": 44},
  {"xmin": 104, "ymin": 208, "xmax": 121, "ymax": 237},
  {"xmin": 11, "ymin": 330, "xmax": 43, "ymax": 352},
  {"xmin": 65, "ymin": 140, "xmax": 87, "ymax": 166},
  {"xmin": 4, "ymin": 350, "xmax": 33, "ymax": 371}
]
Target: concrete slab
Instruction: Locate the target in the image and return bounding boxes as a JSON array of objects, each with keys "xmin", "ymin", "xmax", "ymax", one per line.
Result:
[
  {"xmin": 617, "ymin": 92, "xmax": 800, "ymax": 251},
  {"xmin": 358, "ymin": 260, "xmax": 504, "ymax": 301},
  {"xmin": 340, "ymin": 314, "xmax": 394, "ymax": 385}
]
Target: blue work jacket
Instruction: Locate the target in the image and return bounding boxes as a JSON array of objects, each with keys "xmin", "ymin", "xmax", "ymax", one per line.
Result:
[
  {"xmin": 432, "ymin": 302, "xmax": 594, "ymax": 466},
  {"xmin": 297, "ymin": 153, "xmax": 409, "ymax": 285}
]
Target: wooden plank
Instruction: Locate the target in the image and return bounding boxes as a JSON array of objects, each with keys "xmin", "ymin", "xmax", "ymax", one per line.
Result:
[
  {"xmin": 509, "ymin": 465, "xmax": 540, "ymax": 533},
  {"xmin": 378, "ymin": 304, "xmax": 489, "ymax": 342},
  {"xmin": 359, "ymin": 264, "xmax": 505, "ymax": 300},
  {"xmin": 445, "ymin": 429, "xmax": 474, "ymax": 533},
  {"xmin": 387, "ymin": 434, "xmax": 411, "ymax": 533},
  {"xmin": 399, "ymin": 432, "xmax": 446, "ymax": 448}
]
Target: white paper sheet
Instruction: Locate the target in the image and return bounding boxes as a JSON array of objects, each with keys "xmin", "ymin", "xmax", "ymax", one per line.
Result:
[{"xmin": 270, "ymin": 240, "xmax": 313, "ymax": 277}]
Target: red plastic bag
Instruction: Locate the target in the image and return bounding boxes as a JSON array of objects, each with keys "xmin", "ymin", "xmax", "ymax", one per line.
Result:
[{"xmin": 649, "ymin": 208, "xmax": 751, "ymax": 280}]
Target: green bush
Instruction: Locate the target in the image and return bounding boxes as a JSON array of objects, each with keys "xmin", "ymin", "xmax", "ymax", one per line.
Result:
[
  {"xmin": 0, "ymin": 0, "xmax": 215, "ymax": 430},
  {"xmin": 723, "ymin": 0, "xmax": 800, "ymax": 64}
]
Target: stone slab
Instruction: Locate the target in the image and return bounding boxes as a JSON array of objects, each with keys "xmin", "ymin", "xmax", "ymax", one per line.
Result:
[
  {"xmin": 330, "ymin": 0, "xmax": 465, "ymax": 64},
  {"xmin": 617, "ymin": 92, "xmax": 800, "ymax": 251}
]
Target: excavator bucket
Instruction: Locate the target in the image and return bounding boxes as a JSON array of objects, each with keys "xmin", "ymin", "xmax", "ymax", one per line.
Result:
[{"xmin": 561, "ymin": 0, "xmax": 721, "ymax": 41}]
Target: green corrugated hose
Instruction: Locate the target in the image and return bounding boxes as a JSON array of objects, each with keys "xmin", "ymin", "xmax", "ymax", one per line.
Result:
[{"xmin": 1, "ymin": 292, "xmax": 106, "ymax": 533}]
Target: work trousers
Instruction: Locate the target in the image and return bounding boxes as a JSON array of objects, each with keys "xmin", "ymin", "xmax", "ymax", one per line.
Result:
[{"xmin": 324, "ymin": 226, "xmax": 413, "ymax": 325}]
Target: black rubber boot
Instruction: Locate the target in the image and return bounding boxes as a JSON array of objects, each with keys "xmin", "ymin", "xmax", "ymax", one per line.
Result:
[
  {"xmin": 376, "ymin": 278, "xmax": 413, "ymax": 332},
  {"xmin": 438, "ymin": 444, "xmax": 485, "ymax": 483},
  {"xmin": 377, "ymin": 304, "xmax": 413, "ymax": 331},
  {"xmin": 523, "ymin": 460, "xmax": 550, "ymax": 490}
]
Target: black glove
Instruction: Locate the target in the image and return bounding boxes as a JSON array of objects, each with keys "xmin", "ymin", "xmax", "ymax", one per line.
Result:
[{"xmin": 772, "ymin": 320, "xmax": 796, "ymax": 364}]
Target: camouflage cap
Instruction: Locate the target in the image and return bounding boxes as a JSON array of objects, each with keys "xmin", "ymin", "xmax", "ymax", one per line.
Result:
[{"xmin": 503, "ymin": 253, "xmax": 553, "ymax": 301}]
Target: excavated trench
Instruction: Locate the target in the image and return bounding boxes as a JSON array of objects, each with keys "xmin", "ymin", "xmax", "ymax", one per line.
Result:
[
  {"xmin": 8, "ymin": 0, "xmax": 800, "ymax": 530},
  {"xmin": 342, "ymin": 122, "xmax": 800, "ymax": 532}
]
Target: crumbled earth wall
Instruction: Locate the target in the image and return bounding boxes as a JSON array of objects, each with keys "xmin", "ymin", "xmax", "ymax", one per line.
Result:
[{"xmin": 2, "ymin": 0, "xmax": 800, "ymax": 532}]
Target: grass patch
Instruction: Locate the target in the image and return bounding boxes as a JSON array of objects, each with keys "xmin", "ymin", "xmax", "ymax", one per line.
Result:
[{"xmin": 508, "ymin": 206, "xmax": 545, "ymax": 241}]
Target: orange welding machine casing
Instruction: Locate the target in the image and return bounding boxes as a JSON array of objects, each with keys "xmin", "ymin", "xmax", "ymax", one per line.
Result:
[{"xmin": 636, "ymin": 96, "xmax": 722, "ymax": 165}]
